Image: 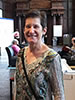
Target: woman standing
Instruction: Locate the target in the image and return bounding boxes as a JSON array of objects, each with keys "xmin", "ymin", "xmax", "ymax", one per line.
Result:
[{"xmin": 16, "ymin": 10, "xmax": 65, "ymax": 100}]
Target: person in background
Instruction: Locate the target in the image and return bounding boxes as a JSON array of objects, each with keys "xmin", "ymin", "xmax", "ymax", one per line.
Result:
[
  {"xmin": 16, "ymin": 9, "xmax": 65, "ymax": 100},
  {"xmin": 14, "ymin": 29, "xmax": 28, "ymax": 48},
  {"xmin": 14, "ymin": 29, "xmax": 20, "ymax": 45},
  {"xmin": 71, "ymin": 37, "xmax": 75, "ymax": 60},
  {"xmin": 12, "ymin": 39, "xmax": 20, "ymax": 56},
  {"xmin": 71, "ymin": 37, "xmax": 75, "ymax": 50},
  {"xmin": 58, "ymin": 45, "xmax": 72, "ymax": 60}
]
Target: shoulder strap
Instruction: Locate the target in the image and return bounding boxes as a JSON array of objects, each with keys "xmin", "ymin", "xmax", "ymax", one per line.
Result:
[{"xmin": 21, "ymin": 49, "xmax": 38, "ymax": 100}]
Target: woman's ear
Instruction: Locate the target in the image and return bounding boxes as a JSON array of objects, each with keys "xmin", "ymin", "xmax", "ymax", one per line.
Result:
[{"xmin": 43, "ymin": 27, "xmax": 47, "ymax": 35}]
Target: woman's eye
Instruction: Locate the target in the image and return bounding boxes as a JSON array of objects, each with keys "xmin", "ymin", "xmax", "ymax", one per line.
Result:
[
  {"xmin": 34, "ymin": 25, "xmax": 39, "ymax": 28},
  {"xmin": 25, "ymin": 25, "xmax": 39, "ymax": 29},
  {"xmin": 26, "ymin": 25, "xmax": 31, "ymax": 28}
]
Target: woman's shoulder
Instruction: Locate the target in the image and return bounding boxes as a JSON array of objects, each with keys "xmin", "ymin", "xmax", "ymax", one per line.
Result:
[
  {"xmin": 43, "ymin": 48, "xmax": 58, "ymax": 62},
  {"xmin": 47, "ymin": 48, "xmax": 58, "ymax": 57},
  {"xmin": 17, "ymin": 46, "xmax": 28, "ymax": 57}
]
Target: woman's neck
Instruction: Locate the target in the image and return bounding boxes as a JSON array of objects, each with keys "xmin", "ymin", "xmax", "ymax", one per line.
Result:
[
  {"xmin": 29, "ymin": 42, "xmax": 44, "ymax": 52},
  {"xmin": 27, "ymin": 42, "xmax": 49, "ymax": 56}
]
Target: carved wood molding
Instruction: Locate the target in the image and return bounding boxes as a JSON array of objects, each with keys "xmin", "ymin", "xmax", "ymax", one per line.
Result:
[
  {"xmin": 30, "ymin": 0, "xmax": 51, "ymax": 9},
  {"xmin": 51, "ymin": 0, "xmax": 64, "ymax": 16},
  {"xmin": 15, "ymin": 0, "xmax": 64, "ymax": 16},
  {"xmin": 15, "ymin": 0, "xmax": 51, "ymax": 12},
  {"xmin": 16, "ymin": 2, "xmax": 29, "ymax": 10}
]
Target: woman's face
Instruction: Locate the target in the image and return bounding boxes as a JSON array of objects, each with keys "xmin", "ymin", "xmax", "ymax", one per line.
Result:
[{"xmin": 24, "ymin": 17, "xmax": 46, "ymax": 44}]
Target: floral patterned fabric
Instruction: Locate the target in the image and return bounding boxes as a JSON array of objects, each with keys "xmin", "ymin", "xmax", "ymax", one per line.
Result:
[{"xmin": 16, "ymin": 47, "xmax": 65, "ymax": 100}]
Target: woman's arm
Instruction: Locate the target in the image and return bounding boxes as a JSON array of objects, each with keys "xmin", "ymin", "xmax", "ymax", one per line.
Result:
[{"xmin": 49, "ymin": 54, "xmax": 65, "ymax": 100}]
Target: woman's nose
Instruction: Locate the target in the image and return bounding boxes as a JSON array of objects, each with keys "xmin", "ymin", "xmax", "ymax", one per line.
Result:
[{"xmin": 29, "ymin": 27, "xmax": 34, "ymax": 33}]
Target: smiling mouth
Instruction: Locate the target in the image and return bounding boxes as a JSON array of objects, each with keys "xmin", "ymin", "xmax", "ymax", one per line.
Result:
[{"xmin": 27, "ymin": 34, "xmax": 37, "ymax": 37}]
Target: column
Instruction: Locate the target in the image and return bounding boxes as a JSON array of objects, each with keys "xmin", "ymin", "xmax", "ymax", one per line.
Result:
[
  {"xmin": 59, "ymin": 15, "xmax": 63, "ymax": 45},
  {"xmin": 18, "ymin": 16, "xmax": 22, "ymax": 43},
  {"xmin": 53, "ymin": 15, "xmax": 56, "ymax": 25},
  {"xmin": 60, "ymin": 15, "xmax": 63, "ymax": 25},
  {"xmin": 53, "ymin": 15, "xmax": 57, "ymax": 46}
]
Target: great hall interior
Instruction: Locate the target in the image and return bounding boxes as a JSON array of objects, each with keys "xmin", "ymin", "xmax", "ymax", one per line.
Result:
[
  {"xmin": 1, "ymin": 0, "xmax": 75, "ymax": 45},
  {"xmin": 0, "ymin": 0, "xmax": 75, "ymax": 100}
]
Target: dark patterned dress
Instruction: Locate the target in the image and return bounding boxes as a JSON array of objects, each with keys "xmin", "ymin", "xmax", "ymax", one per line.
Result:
[{"xmin": 16, "ymin": 47, "xmax": 65, "ymax": 100}]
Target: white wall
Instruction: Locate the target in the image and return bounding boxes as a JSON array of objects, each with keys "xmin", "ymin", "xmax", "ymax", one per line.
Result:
[
  {"xmin": 0, "ymin": 18, "xmax": 14, "ymax": 55},
  {"xmin": 0, "ymin": 18, "xmax": 14, "ymax": 47}
]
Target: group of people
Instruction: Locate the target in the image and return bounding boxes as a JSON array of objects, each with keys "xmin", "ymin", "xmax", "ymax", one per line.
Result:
[
  {"xmin": 11, "ymin": 39, "xmax": 20, "ymax": 56},
  {"xmin": 58, "ymin": 37, "xmax": 75, "ymax": 62},
  {"xmin": 11, "ymin": 29, "xmax": 20, "ymax": 56},
  {"xmin": 11, "ymin": 28, "xmax": 26, "ymax": 56}
]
